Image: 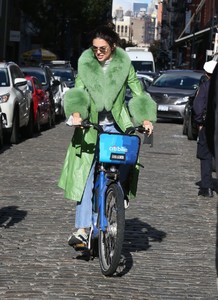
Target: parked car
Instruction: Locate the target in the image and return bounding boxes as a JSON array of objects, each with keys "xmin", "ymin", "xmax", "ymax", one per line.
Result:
[
  {"xmin": 25, "ymin": 75, "xmax": 53, "ymax": 132},
  {"xmin": 182, "ymin": 76, "xmax": 208, "ymax": 140},
  {"xmin": 48, "ymin": 60, "xmax": 75, "ymax": 88},
  {"xmin": 125, "ymin": 73, "xmax": 153, "ymax": 103},
  {"xmin": 137, "ymin": 73, "xmax": 154, "ymax": 90},
  {"xmin": 21, "ymin": 65, "xmax": 59, "ymax": 124},
  {"xmin": 53, "ymin": 76, "xmax": 69, "ymax": 120},
  {"xmin": 147, "ymin": 69, "xmax": 206, "ymax": 122},
  {"xmin": 0, "ymin": 61, "xmax": 34, "ymax": 144}
]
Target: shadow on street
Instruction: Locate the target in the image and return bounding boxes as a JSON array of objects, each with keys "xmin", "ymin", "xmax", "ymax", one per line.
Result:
[
  {"xmin": 114, "ymin": 217, "xmax": 167, "ymax": 277},
  {"xmin": 0, "ymin": 206, "xmax": 27, "ymax": 228}
]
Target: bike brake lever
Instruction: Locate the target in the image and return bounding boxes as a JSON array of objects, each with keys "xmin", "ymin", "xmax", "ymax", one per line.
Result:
[
  {"xmin": 143, "ymin": 132, "xmax": 153, "ymax": 147},
  {"xmin": 125, "ymin": 127, "xmax": 135, "ymax": 134}
]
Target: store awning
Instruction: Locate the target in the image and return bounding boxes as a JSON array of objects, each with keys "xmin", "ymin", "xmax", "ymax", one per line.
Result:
[
  {"xmin": 174, "ymin": 27, "xmax": 211, "ymax": 44},
  {"xmin": 21, "ymin": 48, "xmax": 57, "ymax": 61}
]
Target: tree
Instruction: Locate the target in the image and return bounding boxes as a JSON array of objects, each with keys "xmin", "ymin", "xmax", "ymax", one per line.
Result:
[
  {"xmin": 19, "ymin": 0, "xmax": 113, "ymax": 59},
  {"xmin": 149, "ymin": 40, "xmax": 160, "ymax": 62}
]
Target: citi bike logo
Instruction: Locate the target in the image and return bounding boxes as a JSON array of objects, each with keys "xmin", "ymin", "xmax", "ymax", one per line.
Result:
[{"xmin": 109, "ymin": 145, "xmax": 128, "ymax": 152}]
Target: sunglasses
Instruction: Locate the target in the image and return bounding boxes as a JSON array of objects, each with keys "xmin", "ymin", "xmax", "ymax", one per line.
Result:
[{"xmin": 91, "ymin": 46, "xmax": 109, "ymax": 54}]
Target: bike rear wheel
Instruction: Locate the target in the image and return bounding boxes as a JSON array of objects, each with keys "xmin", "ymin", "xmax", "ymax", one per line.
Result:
[{"xmin": 98, "ymin": 183, "xmax": 125, "ymax": 276}]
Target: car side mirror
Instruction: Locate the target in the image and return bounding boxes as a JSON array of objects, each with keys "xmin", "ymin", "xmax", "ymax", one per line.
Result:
[{"xmin": 14, "ymin": 78, "xmax": 27, "ymax": 87}]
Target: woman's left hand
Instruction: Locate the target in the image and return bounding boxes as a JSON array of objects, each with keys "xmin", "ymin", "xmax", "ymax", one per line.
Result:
[{"xmin": 143, "ymin": 120, "xmax": 153, "ymax": 136}]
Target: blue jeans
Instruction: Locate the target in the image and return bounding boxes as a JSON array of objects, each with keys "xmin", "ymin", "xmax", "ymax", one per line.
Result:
[{"xmin": 75, "ymin": 124, "xmax": 128, "ymax": 228}]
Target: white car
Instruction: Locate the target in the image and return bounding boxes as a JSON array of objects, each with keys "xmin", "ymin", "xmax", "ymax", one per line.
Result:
[
  {"xmin": 53, "ymin": 76, "xmax": 69, "ymax": 119},
  {"xmin": 0, "ymin": 62, "xmax": 34, "ymax": 144}
]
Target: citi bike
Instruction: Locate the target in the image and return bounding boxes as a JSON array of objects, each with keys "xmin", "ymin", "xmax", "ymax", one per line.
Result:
[{"xmin": 71, "ymin": 120, "xmax": 149, "ymax": 276}]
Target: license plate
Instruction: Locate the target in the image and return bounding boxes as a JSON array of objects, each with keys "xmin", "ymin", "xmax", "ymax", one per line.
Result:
[{"xmin": 158, "ymin": 105, "xmax": 168, "ymax": 111}]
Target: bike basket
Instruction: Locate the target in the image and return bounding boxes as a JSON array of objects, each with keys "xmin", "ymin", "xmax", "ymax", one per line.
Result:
[{"xmin": 98, "ymin": 133, "xmax": 140, "ymax": 165}]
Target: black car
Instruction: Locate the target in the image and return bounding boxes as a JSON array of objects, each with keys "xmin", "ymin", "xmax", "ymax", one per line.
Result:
[
  {"xmin": 48, "ymin": 60, "xmax": 75, "ymax": 88},
  {"xmin": 147, "ymin": 69, "xmax": 206, "ymax": 122},
  {"xmin": 21, "ymin": 65, "xmax": 60, "ymax": 125},
  {"xmin": 125, "ymin": 73, "xmax": 153, "ymax": 103}
]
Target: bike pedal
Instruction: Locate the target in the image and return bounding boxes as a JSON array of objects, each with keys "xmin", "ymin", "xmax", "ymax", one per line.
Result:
[{"xmin": 73, "ymin": 243, "xmax": 88, "ymax": 251}]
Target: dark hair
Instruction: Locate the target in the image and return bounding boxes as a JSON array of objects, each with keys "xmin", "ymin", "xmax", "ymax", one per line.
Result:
[{"xmin": 91, "ymin": 25, "xmax": 120, "ymax": 48}]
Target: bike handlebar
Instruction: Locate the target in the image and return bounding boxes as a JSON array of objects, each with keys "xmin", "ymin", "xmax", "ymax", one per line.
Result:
[
  {"xmin": 81, "ymin": 120, "xmax": 150, "ymax": 136},
  {"xmin": 67, "ymin": 117, "xmax": 153, "ymax": 146},
  {"xmin": 81, "ymin": 119, "xmax": 104, "ymax": 133}
]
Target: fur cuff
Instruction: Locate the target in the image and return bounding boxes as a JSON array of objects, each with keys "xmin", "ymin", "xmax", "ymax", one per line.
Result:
[
  {"xmin": 128, "ymin": 94, "xmax": 157, "ymax": 125},
  {"xmin": 64, "ymin": 88, "xmax": 90, "ymax": 119}
]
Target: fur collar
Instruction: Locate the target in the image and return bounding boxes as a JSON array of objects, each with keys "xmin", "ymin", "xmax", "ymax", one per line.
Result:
[{"xmin": 78, "ymin": 47, "xmax": 131, "ymax": 112}]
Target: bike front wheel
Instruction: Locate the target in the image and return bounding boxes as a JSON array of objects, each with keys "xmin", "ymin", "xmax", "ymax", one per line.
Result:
[{"xmin": 98, "ymin": 183, "xmax": 125, "ymax": 276}]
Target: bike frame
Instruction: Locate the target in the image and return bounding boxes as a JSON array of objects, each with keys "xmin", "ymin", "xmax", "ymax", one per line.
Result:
[
  {"xmin": 98, "ymin": 166, "xmax": 109, "ymax": 232},
  {"xmin": 94, "ymin": 164, "xmax": 124, "ymax": 231}
]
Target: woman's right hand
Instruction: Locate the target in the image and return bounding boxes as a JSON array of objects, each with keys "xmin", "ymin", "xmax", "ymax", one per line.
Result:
[{"xmin": 66, "ymin": 113, "xmax": 82, "ymax": 126}]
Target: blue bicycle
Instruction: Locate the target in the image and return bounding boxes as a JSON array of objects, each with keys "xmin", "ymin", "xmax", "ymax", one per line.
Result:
[{"xmin": 74, "ymin": 120, "xmax": 145, "ymax": 276}]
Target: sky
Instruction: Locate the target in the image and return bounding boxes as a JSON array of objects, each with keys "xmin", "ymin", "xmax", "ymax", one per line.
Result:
[{"xmin": 112, "ymin": 0, "xmax": 151, "ymax": 14}]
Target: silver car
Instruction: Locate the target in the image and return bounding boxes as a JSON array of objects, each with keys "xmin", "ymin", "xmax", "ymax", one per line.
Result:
[{"xmin": 147, "ymin": 70, "xmax": 206, "ymax": 121}]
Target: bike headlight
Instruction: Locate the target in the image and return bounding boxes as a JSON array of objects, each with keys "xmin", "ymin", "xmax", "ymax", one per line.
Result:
[
  {"xmin": 175, "ymin": 96, "xmax": 189, "ymax": 105},
  {"xmin": 0, "ymin": 93, "xmax": 10, "ymax": 103}
]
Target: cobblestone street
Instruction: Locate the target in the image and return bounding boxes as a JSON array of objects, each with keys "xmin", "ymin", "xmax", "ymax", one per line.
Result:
[{"xmin": 0, "ymin": 121, "xmax": 217, "ymax": 299}]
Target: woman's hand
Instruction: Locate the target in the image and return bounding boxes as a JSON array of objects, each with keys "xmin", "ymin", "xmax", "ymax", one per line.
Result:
[
  {"xmin": 143, "ymin": 120, "xmax": 153, "ymax": 136},
  {"xmin": 66, "ymin": 113, "xmax": 82, "ymax": 126},
  {"xmin": 72, "ymin": 112, "xmax": 82, "ymax": 125}
]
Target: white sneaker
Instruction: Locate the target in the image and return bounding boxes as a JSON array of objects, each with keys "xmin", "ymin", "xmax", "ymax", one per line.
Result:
[{"xmin": 68, "ymin": 229, "xmax": 88, "ymax": 246}]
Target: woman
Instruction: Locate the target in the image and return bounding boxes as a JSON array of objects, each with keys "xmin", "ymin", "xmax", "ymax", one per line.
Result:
[{"xmin": 58, "ymin": 25, "xmax": 157, "ymax": 246}]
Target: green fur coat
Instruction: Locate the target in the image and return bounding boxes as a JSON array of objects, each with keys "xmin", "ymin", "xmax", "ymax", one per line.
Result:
[{"xmin": 58, "ymin": 47, "xmax": 157, "ymax": 201}]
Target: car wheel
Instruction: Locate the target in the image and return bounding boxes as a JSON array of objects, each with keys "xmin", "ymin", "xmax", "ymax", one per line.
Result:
[
  {"xmin": 35, "ymin": 109, "xmax": 41, "ymax": 133},
  {"xmin": 57, "ymin": 105, "xmax": 65, "ymax": 121},
  {"xmin": 0, "ymin": 117, "xmax": 3, "ymax": 148},
  {"xmin": 46, "ymin": 110, "xmax": 52, "ymax": 129},
  {"xmin": 182, "ymin": 118, "xmax": 187, "ymax": 135},
  {"xmin": 10, "ymin": 109, "xmax": 20, "ymax": 144},
  {"xmin": 22, "ymin": 105, "xmax": 34, "ymax": 139},
  {"xmin": 61, "ymin": 106, "xmax": 65, "ymax": 120},
  {"xmin": 51, "ymin": 109, "xmax": 56, "ymax": 126},
  {"xmin": 187, "ymin": 115, "xmax": 196, "ymax": 140}
]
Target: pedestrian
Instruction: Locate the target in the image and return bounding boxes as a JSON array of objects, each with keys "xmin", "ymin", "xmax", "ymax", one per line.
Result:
[
  {"xmin": 205, "ymin": 61, "xmax": 218, "ymax": 178},
  {"xmin": 58, "ymin": 25, "xmax": 157, "ymax": 247},
  {"xmin": 193, "ymin": 59, "xmax": 217, "ymax": 197}
]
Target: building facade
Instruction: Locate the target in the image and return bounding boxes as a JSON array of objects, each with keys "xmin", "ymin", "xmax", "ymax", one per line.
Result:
[
  {"xmin": 156, "ymin": 0, "xmax": 218, "ymax": 70},
  {"xmin": 112, "ymin": 2, "xmax": 157, "ymax": 47},
  {"xmin": 0, "ymin": 0, "xmax": 22, "ymax": 63}
]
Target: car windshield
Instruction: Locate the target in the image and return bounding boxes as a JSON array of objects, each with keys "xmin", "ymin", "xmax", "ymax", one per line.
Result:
[
  {"xmin": 23, "ymin": 70, "xmax": 47, "ymax": 85},
  {"xmin": 152, "ymin": 73, "xmax": 202, "ymax": 90},
  {"xmin": 51, "ymin": 69, "xmax": 74, "ymax": 82},
  {"xmin": 0, "ymin": 69, "xmax": 10, "ymax": 87},
  {"xmin": 132, "ymin": 61, "xmax": 154, "ymax": 72}
]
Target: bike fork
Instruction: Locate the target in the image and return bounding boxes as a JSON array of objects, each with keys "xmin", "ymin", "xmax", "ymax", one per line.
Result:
[{"xmin": 99, "ymin": 170, "xmax": 108, "ymax": 232}]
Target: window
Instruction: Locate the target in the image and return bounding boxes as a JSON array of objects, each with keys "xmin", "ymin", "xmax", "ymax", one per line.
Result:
[{"xmin": 0, "ymin": 69, "xmax": 9, "ymax": 86}]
